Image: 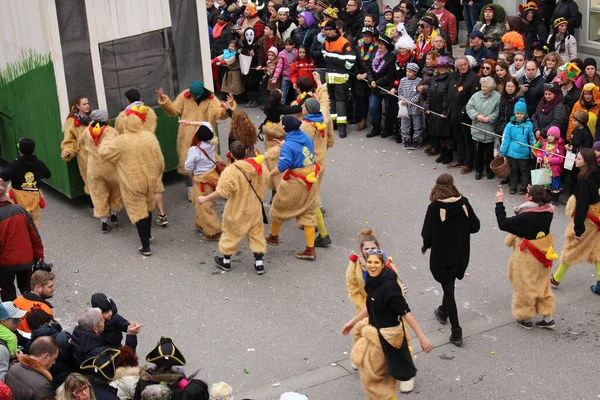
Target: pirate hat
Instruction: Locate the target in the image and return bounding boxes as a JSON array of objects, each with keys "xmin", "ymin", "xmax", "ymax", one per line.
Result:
[
  {"xmin": 80, "ymin": 348, "xmax": 121, "ymax": 380},
  {"xmin": 146, "ymin": 336, "xmax": 186, "ymax": 366}
]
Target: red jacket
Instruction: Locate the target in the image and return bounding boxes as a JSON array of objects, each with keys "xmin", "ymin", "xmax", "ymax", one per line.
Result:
[
  {"xmin": 0, "ymin": 202, "xmax": 44, "ymax": 271},
  {"xmin": 290, "ymin": 57, "xmax": 316, "ymax": 87}
]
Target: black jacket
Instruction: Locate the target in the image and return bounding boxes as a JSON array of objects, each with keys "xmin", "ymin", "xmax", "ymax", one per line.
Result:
[
  {"xmin": 551, "ymin": 0, "xmax": 580, "ymax": 34},
  {"xmin": 0, "ymin": 155, "xmax": 50, "ymax": 192},
  {"xmin": 427, "ymin": 72, "xmax": 452, "ymax": 138},
  {"xmin": 563, "ymin": 85, "xmax": 582, "ymax": 112},
  {"xmin": 367, "ymin": 51, "xmax": 396, "ymax": 94},
  {"xmin": 90, "ymin": 377, "xmax": 120, "ymax": 400},
  {"xmin": 341, "ymin": 9, "xmax": 364, "ymax": 40},
  {"xmin": 495, "ymin": 93, "xmax": 519, "ymax": 134},
  {"xmin": 495, "ymin": 202, "xmax": 553, "ymax": 239},
  {"xmin": 569, "ymin": 126, "xmax": 593, "ymax": 154},
  {"xmin": 102, "ymin": 313, "xmax": 130, "ymax": 347},
  {"xmin": 519, "ymin": 74, "xmax": 545, "ymax": 117},
  {"xmin": 365, "ymin": 267, "xmax": 411, "ymax": 329},
  {"xmin": 446, "ymin": 69, "xmax": 480, "ymax": 123},
  {"xmin": 71, "ymin": 327, "xmax": 136, "ymax": 367},
  {"xmin": 421, "ymin": 197, "xmax": 481, "ymax": 282},
  {"xmin": 212, "ymin": 23, "xmax": 237, "ymax": 59},
  {"xmin": 573, "ymin": 167, "xmax": 600, "ymax": 236}
]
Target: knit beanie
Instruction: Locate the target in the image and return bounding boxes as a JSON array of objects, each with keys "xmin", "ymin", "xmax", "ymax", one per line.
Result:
[
  {"xmin": 406, "ymin": 62, "xmax": 420, "ymax": 73},
  {"xmin": 124, "ymin": 89, "xmax": 141, "ymax": 102},
  {"xmin": 547, "ymin": 126, "xmax": 561, "ymax": 138},
  {"xmin": 268, "ymin": 46, "xmax": 279, "ymax": 57},
  {"xmin": 513, "ymin": 98, "xmax": 527, "ymax": 115},
  {"xmin": 18, "ymin": 137, "xmax": 35, "ymax": 156},
  {"xmin": 583, "ymin": 57, "xmax": 597, "ymax": 69},
  {"xmin": 0, "ymin": 382, "xmax": 12, "ymax": 400},
  {"xmin": 544, "ymin": 83, "xmax": 561, "ymax": 96},
  {"xmin": 196, "ymin": 123, "xmax": 214, "ymax": 142},
  {"xmin": 282, "ymin": 115, "xmax": 301, "ymax": 132},
  {"xmin": 189, "ymin": 80, "xmax": 205, "ymax": 98},
  {"xmin": 304, "ymin": 98, "xmax": 321, "ymax": 114},
  {"xmin": 90, "ymin": 109, "xmax": 109, "ymax": 122},
  {"xmin": 593, "ymin": 141, "xmax": 600, "ymax": 152}
]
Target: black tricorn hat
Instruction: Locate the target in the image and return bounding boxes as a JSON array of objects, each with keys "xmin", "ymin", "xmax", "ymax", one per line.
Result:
[
  {"xmin": 80, "ymin": 348, "xmax": 121, "ymax": 380},
  {"xmin": 146, "ymin": 336, "xmax": 186, "ymax": 366}
]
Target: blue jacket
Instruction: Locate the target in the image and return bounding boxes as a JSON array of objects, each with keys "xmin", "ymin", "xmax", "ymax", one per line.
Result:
[
  {"xmin": 464, "ymin": 45, "xmax": 493, "ymax": 67},
  {"xmin": 500, "ymin": 117, "xmax": 535, "ymax": 160},
  {"xmin": 277, "ymin": 129, "xmax": 315, "ymax": 171}
]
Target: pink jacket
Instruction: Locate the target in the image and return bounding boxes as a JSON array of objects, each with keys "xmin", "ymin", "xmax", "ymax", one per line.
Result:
[
  {"xmin": 536, "ymin": 138, "xmax": 565, "ymax": 177},
  {"xmin": 273, "ymin": 48, "xmax": 298, "ymax": 80}
]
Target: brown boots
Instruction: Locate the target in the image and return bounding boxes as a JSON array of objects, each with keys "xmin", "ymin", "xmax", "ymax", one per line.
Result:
[
  {"xmin": 265, "ymin": 234, "xmax": 279, "ymax": 246},
  {"xmin": 296, "ymin": 246, "xmax": 316, "ymax": 260},
  {"xmin": 356, "ymin": 118, "xmax": 367, "ymax": 131}
]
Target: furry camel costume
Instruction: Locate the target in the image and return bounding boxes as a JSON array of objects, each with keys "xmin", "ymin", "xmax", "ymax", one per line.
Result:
[
  {"xmin": 83, "ymin": 123, "xmax": 123, "ymax": 219},
  {"xmin": 217, "ymin": 155, "xmax": 267, "ymax": 255},
  {"xmin": 158, "ymin": 89, "xmax": 231, "ymax": 174},
  {"xmin": 98, "ymin": 108, "xmax": 165, "ymax": 224},
  {"xmin": 269, "ymin": 162, "xmax": 320, "ymax": 227},
  {"xmin": 191, "ymin": 137, "xmax": 222, "ymax": 236},
  {"xmin": 60, "ymin": 115, "xmax": 90, "ymax": 193},
  {"xmin": 504, "ymin": 233, "xmax": 557, "ymax": 321},
  {"xmin": 560, "ymin": 196, "xmax": 600, "ymax": 265},
  {"xmin": 263, "ymin": 122, "xmax": 286, "ymax": 190}
]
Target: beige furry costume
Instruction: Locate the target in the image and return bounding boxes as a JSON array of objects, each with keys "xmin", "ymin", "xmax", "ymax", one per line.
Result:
[
  {"xmin": 560, "ymin": 196, "xmax": 600, "ymax": 264},
  {"xmin": 351, "ymin": 317, "xmax": 411, "ymax": 400},
  {"xmin": 192, "ymin": 167, "xmax": 222, "ymax": 236},
  {"xmin": 83, "ymin": 124, "xmax": 123, "ymax": 218},
  {"xmin": 217, "ymin": 156, "xmax": 267, "ymax": 255},
  {"xmin": 263, "ymin": 123, "xmax": 286, "ymax": 190},
  {"xmin": 60, "ymin": 116, "xmax": 89, "ymax": 193},
  {"xmin": 504, "ymin": 234, "xmax": 556, "ymax": 321},
  {"xmin": 98, "ymin": 111, "xmax": 165, "ymax": 224},
  {"xmin": 269, "ymin": 163, "xmax": 319, "ymax": 227},
  {"xmin": 158, "ymin": 91, "xmax": 231, "ymax": 174}
]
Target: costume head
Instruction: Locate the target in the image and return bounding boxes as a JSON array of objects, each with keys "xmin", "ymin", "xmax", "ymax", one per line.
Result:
[
  {"xmin": 80, "ymin": 348, "xmax": 121, "ymax": 380},
  {"xmin": 395, "ymin": 24, "xmax": 415, "ymax": 50},
  {"xmin": 18, "ymin": 137, "xmax": 35, "ymax": 156},
  {"xmin": 323, "ymin": 6, "xmax": 338, "ymax": 19},
  {"xmin": 558, "ymin": 62, "xmax": 581, "ymax": 81},
  {"xmin": 146, "ymin": 336, "xmax": 186, "ymax": 367},
  {"xmin": 282, "ymin": 115, "xmax": 301, "ymax": 132}
]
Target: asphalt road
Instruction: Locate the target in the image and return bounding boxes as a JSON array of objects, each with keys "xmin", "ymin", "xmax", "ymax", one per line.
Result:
[{"xmin": 38, "ymin": 104, "xmax": 600, "ymax": 400}]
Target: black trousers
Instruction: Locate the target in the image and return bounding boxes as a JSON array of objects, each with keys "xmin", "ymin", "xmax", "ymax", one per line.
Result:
[
  {"xmin": 439, "ymin": 278, "xmax": 461, "ymax": 331},
  {"xmin": 475, "ymin": 141, "xmax": 494, "ymax": 174},
  {"xmin": 328, "ymin": 83, "xmax": 348, "ymax": 124},
  {"xmin": 452, "ymin": 118, "xmax": 474, "ymax": 165},
  {"xmin": 0, "ymin": 269, "xmax": 32, "ymax": 302},
  {"xmin": 135, "ymin": 212, "xmax": 152, "ymax": 250},
  {"xmin": 508, "ymin": 157, "xmax": 531, "ymax": 188}
]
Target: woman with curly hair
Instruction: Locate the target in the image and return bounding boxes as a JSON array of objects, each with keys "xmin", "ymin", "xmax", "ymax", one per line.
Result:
[
  {"xmin": 540, "ymin": 52, "xmax": 564, "ymax": 83},
  {"xmin": 227, "ymin": 108, "xmax": 259, "ymax": 156}
]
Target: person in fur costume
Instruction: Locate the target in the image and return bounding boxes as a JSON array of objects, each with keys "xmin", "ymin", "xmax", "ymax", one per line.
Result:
[
  {"xmin": 197, "ymin": 141, "xmax": 267, "ymax": 275},
  {"xmin": 551, "ymin": 149, "xmax": 600, "ymax": 295},
  {"xmin": 98, "ymin": 105, "xmax": 165, "ymax": 256},
  {"xmin": 156, "ymin": 80, "xmax": 233, "ymax": 201},
  {"xmin": 83, "ymin": 110, "xmax": 123, "ymax": 234},
  {"xmin": 61, "ymin": 96, "xmax": 92, "ymax": 196},
  {"xmin": 265, "ymin": 116, "xmax": 320, "ymax": 259},
  {"xmin": 496, "ymin": 185, "xmax": 558, "ymax": 330},
  {"xmin": 342, "ymin": 251, "xmax": 432, "ymax": 396},
  {"xmin": 184, "ymin": 124, "xmax": 222, "ymax": 241},
  {"xmin": 116, "ymin": 89, "xmax": 168, "ymax": 226},
  {"xmin": 134, "ymin": 337, "xmax": 187, "ymax": 400}
]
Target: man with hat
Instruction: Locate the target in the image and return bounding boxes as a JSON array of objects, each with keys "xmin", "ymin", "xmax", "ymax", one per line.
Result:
[
  {"xmin": 5, "ymin": 336, "xmax": 58, "ymax": 399},
  {"xmin": 464, "ymin": 31, "xmax": 492, "ymax": 68},
  {"xmin": 431, "ymin": 0, "xmax": 457, "ymax": 44},
  {"xmin": 135, "ymin": 336, "xmax": 187, "ymax": 398},
  {"xmin": 0, "ymin": 138, "xmax": 51, "ymax": 228},
  {"xmin": 353, "ymin": 26, "xmax": 378, "ymax": 132},
  {"xmin": 266, "ymin": 116, "xmax": 320, "ymax": 259},
  {"xmin": 80, "ymin": 348, "xmax": 121, "ymax": 400},
  {"xmin": 0, "ymin": 184, "xmax": 45, "ymax": 302},
  {"xmin": 557, "ymin": 62, "xmax": 582, "ymax": 111},
  {"xmin": 322, "ymin": 19, "xmax": 356, "ymax": 138},
  {"xmin": 0, "ymin": 301, "xmax": 27, "ymax": 381}
]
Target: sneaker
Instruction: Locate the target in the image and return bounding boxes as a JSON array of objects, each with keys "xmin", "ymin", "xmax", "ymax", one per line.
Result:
[
  {"xmin": 399, "ymin": 377, "xmax": 415, "ymax": 393},
  {"xmin": 434, "ymin": 308, "xmax": 448, "ymax": 325},
  {"xmin": 138, "ymin": 247, "xmax": 152, "ymax": 256},
  {"xmin": 550, "ymin": 276, "xmax": 560, "ymax": 288},
  {"xmin": 102, "ymin": 222, "xmax": 111, "ymax": 234},
  {"xmin": 535, "ymin": 320, "xmax": 556, "ymax": 329},
  {"xmin": 110, "ymin": 214, "xmax": 120, "ymax": 225},
  {"xmin": 214, "ymin": 256, "xmax": 231, "ymax": 271},
  {"xmin": 314, "ymin": 234, "xmax": 332, "ymax": 248},
  {"xmin": 156, "ymin": 214, "xmax": 168, "ymax": 226},
  {"xmin": 591, "ymin": 283, "xmax": 600, "ymax": 295},
  {"xmin": 255, "ymin": 263, "xmax": 265, "ymax": 275},
  {"xmin": 516, "ymin": 320, "xmax": 533, "ymax": 330}
]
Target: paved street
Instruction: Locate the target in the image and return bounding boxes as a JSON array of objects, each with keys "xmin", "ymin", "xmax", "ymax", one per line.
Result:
[{"xmin": 38, "ymin": 102, "xmax": 599, "ymax": 400}]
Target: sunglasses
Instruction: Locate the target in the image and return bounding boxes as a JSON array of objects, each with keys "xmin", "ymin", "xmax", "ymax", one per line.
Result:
[
  {"xmin": 419, "ymin": 23, "xmax": 426, "ymax": 28},
  {"xmin": 482, "ymin": 66, "xmax": 492, "ymax": 70},
  {"xmin": 366, "ymin": 249, "xmax": 384, "ymax": 255}
]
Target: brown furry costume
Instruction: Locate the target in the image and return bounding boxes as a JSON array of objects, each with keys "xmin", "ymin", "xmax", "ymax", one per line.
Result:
[
  {"xmin": 98, "ymin": 111, "xmax": 164, "ymax": 224},
  {"xmin": 217, "ymin": 156, "xmax": 267, "ymax": 254},
  {"xmin": 83, "ymin": 124, "xmax": 123, "ymax": 218},
  {"xmin": 190, "ymin": 137, "xmax": 222, "ymax": 236},
  {"xmin": 269, "ymin": 163, "xmax": 319, "ymax": 227},
  {"xmin": 220, "ymin": 56, "xmax": 244, "ymax": 95},
  {"xmin": 560, "ymin": 196, "xmax": 600, "ymax": 264},
  {"xmin": 158, "ymin": 90, "xmax": 232, "ymax": 174},
  {"xmin": 505, "ymin": 234, "xmax": 556, "ymax": 321},
  {"xmin": 263, "ymin": 123, "xmax": 286, "ymax": 190},
  {"xmin": 60, "ymin": 116, "xmax": 90, "ymax": 193}
]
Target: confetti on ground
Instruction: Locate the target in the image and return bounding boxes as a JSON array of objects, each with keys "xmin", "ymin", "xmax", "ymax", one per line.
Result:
[
  {"xmin": 382, "ymin": 150, "xmax": 386, "ymax": 153},
  {"xmin": 491, "ymin": 351, "xmax": 496, "ymax": 355},
  {"xmin": 365, "ymin": 222, "xmax": 369, "ymax": 225},
  {"xmin": 244, "ymin": 369, "xmax": 249, "ymax": 374},
  {"xmin": 465, "ymin": 272, "xmax": 470, "ymax": 276},
  {"xmin": 272, "ymin": 383, "xmax": 281, "ymax": 387},
  {"xmin": 330, "ymin": 363, "xmax": 338, "ymax": 366},
  {"xmin": 248, "ymin": 348, "xmax": 255, "ymax": 352}
]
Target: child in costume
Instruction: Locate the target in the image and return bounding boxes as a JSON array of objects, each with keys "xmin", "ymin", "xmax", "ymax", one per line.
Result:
[
  {"xmin": 290, "ymin": 46, "xmax": 316, "ymax": 91},
  {"xmin": 342, "ymin": 250, "xmax": 432, "ymax": 397},
  {"xmin": 397, "ymin": 62, "xmax": 422, "ymax": 149},
  {"xmin": 551, "ymin": 148, "xmax": 600, "ymax": 295},
  {"xmin": 212, "ymin": 40, "xmax": 245, "ymax": 97},
  {"xmin": 500, "ymin": 98, "xmax": 535, "ymax": 195},
  {"xmin": 156, "ymin": 80, "xmax": 233, "ymax": 201},
  {"xmin": 495, "ymin": 185, "xmax": 557, "ymax": 330},
  {"xmin": 197, "ymin": 141, "xmax": 267, "ymax": 275},
  {"xmin": 260, "ymin": 47, "xmax": 282, "ymax": 106},
  {"xmin": 60, "ymin": 96, "xmax": 92, "ymax": 197},
  {"xmin": 535, "ymin": 126, "xmax": 565, "ymax": 204},
  {"xmin": 98, "ymin": 105, "xmax": 165, "ymax": 256},
  {"xmin": 184, "ymin": 123, "xmax": 222, "ymax": 241},
  {"xmin": 91, "ymin": 292, "xmax": 141, "ymax": 347},
  {"xmin": 0, "ymin": 138, "xmax": 50, "ymax": 227},
  {"xmin": 266, "ymin": 116, "xmax": 320, "ymax": 259},
  {"xmin": 83, "ymin": 110, "xmax": 122, "ymax": 233}
]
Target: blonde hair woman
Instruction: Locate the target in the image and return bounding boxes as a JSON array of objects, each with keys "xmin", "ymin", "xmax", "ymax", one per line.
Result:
[{"xmin": 56, "ymin": 373, "xmax": 96, "ymax": 400}]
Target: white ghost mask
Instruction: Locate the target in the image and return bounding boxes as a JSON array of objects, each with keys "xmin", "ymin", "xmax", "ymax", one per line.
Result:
[{"xmin": 245, "ymin": 29, "xmax": 255, "ymax": 45}]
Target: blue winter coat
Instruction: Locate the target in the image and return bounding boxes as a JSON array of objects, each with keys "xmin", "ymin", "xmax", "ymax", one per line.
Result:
[{"xmin": 500, "ymin": 117, "xmax": 535, "ymax": 160}]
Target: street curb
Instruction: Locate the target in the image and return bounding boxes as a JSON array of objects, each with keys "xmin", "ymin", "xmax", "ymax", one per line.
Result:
[{"xmin": 237, "ymin": 283, "xmax": 594, "ymax": 399}]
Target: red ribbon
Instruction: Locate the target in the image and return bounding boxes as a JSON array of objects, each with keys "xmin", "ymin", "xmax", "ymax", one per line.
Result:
[
  {"xmin": 519, "ymin": 239, "xmax": 553, "ymax": 268},
  {"xmin": 282, "ymin": 163, "xmax": 320, "ymax": 191}
]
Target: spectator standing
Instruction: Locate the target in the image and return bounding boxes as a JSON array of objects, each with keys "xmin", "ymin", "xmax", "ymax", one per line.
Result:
[
  {"xmin": 558, "ymin": 62, "xmax": 582, "ymax": 112},
  {"xmin": 576, "ymin": 58, "xmax": 600, "ymax": 89},
  {"xmin": 366, "ymin": 35, "xmax": 396, "ymax": 138},
  {"xmin": 547, "ymin": 18, "xmax": 577, "ymax": 63},
  {"xmin": 0, "ymin": 302, "xmax": 26, "ymax": 382},
  {"xmin": 292, "ymin": 11, "xmax": 319, "ymax": 51},
  {"xmin": 426, "ymin": 56, "xmax": 454, "ymax": 164},
  {"xmin": 237, "ymin": 2, "xmax": 265, "ymax": 40},
  {"xmin": 276, "ymin": 7, "xmax": 297, "ymax": 41},
  {"xmin": 353, "ymin": 27, "xmax": 378, "ymax": 132},
  {"xmin": 509, "ymin": 51, "xmax": 526, "ymax": 81},
  {"xmin": 551, "ymin": 0, "xmax": 581, "ymax": 35},
  {"xmin": 518, "ymin": 61, "xmax": 545, "ymax": 118},
  {"xmin": 567, "ymin": 83, "xmax": 600, "ymax": 141},
  {"xmin": 520, "ymin": 2, "xmax": 548, "ymax": 54},
  {"xmin": 540, "ymin": 52, "xmax": 563, "ymax": 84},
  {"xmin": 533, "ymin": 83, "xmax": 567, "ymax": 139},
  {"xmin": 400, "ymin": 1, "xmax": 420, "ymax": 38},
  {"xmin": 472, "ymin": 4, "xmax": 506, "ymax": 58},
  {"xmin": 206, "ymin": 0, "xmax": 220, "ymax": 27},
  {"xmin": 361, "ymin": 0, "xmax": 379, "ymax": 23},
  {"xmin": 13, "ymin": 270, "xmax": 55, "ymax": 333},
  {"xmin": 462, "ymin": 0, "xmax": 485, "ymax": 42},
  {"xmin": 5, "ymin": 336, "xmax": 58, "ymax": 400},
  {"xmin": 495, "ymin": 77, "xmax": 521, "ymax": 157},
  {"xmin": 465, "ymin": 31, "xmax": 493, "ymax": 68},
  {"xmin": 431, "ymin": 0, "xmax": 457, "ymax": 45},
  {"xmin": 0, "ymin": 185, "xmax": 44, "ymax": 302},
  {"xmin": 341, "ymin": 0, "xmax": 363, "ymax": 40}
]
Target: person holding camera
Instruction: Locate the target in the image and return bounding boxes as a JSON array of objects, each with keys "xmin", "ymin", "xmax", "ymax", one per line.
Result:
[{"xmin": 0, "ymin": 184, "xmax": 46, "ymax": 302}]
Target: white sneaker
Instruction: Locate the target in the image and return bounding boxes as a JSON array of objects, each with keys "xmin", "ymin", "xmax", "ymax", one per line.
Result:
[{"xmin": 399, "ymin": 377, "xmax": 415, "ymax": 393}]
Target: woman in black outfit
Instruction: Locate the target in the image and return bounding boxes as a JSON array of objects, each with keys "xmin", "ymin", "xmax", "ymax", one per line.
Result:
[{"xmin": 421, "ymin": 174, "xmax": 481, "ymax": 346}]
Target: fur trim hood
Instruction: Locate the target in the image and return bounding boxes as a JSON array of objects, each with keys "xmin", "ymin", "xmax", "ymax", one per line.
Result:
[
  {"xmin": 478, "ymin": 3, "xmax": 506, "ymax": 24},
  {"xmin": 19, "ymin": 355, "xmax": 53, "ymax": 381},
  {"xmin": 113, "ymin": 366, "xmax": 141, "ymax": 381},
  {"xmin": 139, "ymin": 366, "xmax": 186, "ymax": 384}
]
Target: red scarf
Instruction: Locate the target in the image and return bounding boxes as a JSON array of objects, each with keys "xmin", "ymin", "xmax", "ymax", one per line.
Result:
[
  {"xmin": 213, "ymin": 22, "xmax": 227, "ymax": 39},
  {"xmin": 396, "ymin": 52, "xmax": 412, "ymax": 66}
]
